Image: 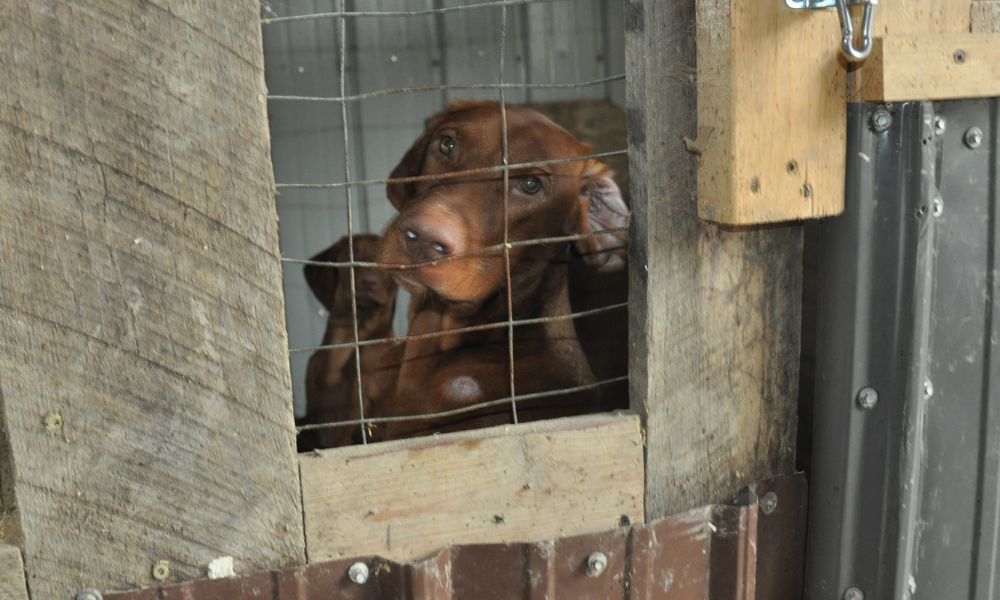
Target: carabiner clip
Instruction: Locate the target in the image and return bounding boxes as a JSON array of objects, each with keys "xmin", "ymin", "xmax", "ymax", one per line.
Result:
[{"xmin": 836, "ymin": 0, "xmax": 877, "ymax": 62}]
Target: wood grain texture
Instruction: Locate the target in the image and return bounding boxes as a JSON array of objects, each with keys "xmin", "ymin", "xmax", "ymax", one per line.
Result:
[
  {"xmin": 851, "ymin": 0, "xmax": 973, "ymax": 99},
  {"xmin": 972, "ymin": 1, "xmax": 1000, "ymax": 33},
  {"xmin": 301, "ymin": 414, "xmax": 644, "ymax": 563},
  {"xmin": 625, "ymin": 0, "xmax": 802, "ymax": 519},
  {"xmin": 0, "ymin": 1, "xmax": 304, "ymax": 597},
  {"xmin": 857, "ymin": 33, "xmax": 1000, "ymax": 101},
  {"xmin": 0, "ymin": 545, "xmax": 28, "ymax": 600},
  {"xmin": 696, "ymin": 0, "xmax": 846, "ymax": 224}
]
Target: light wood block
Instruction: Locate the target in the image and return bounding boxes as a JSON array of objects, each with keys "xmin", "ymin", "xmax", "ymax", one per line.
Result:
[
  {"xmin": 857, "ymin": 33, "xmax": 1000, "ymax": 101},
  {"xmin": 696, "ymin": 1, "xmax": 847, "ymax": 225},
  {"xmin": 300, "ymin": 414, "xmax": 644, "ymax": 562},
  {"xmin": 0, "ymin": 546, "xmax": 28, "ymax": 600}
]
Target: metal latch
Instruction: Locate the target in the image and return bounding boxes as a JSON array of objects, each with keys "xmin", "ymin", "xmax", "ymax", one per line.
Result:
[{"xmin": 787, "ymin": 0, "xmax": 878, "ymax": 62}]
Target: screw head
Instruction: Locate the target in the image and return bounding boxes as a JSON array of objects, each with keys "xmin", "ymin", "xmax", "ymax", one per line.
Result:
[
  {"xmin": 760, "ymin": 491, "xmax": 778, "ymax": 515},
  {"xmin": 348, "ymin": 561, "xmax": 369, "ymax": 584},
  {"xmin": 923, "ymin": 379, "xmax": 934, "ymax": 399},
  {"xmin": 857, "ymin": 386, "xmax": 879, "ymax": 409},
  {"xmin": 801, "ymin": 183, "xmax": 814, "ymax": 199},
  {"xmin": 954, "ymin": 49, "xmax": 966, "ymax": 64},
  {"xmin": 586, "ymin": 552, "xmax": 608, "ymax": 577},
  {"xmin": 151, "ymin": 560, "xmax": 170, "ymax": 581},
  {"xmin": 786, "ymin": 159, "xmax": 799, "ymax": 175},
  {"xmin": 76, "ymin": 590, "xmax": 103, "ymax": 600},
  {"xmin": 932, "ymin": 194, "xmax": 944, "ymax": 217},
  {"xmin": 871, "ymin": 109, "xmax": 892, "ymax": 133},
  {"xmin": 933, "ymin": 116, "xmax": 946, "ymax": 136},
  {"xmin": 44, "ymin": 412, "xmax": 64, "ymax": 433},
  {"xmin": 843, "ymin": 587, "xmax": 864, "ymax": 600},
  {"xmin": 965, "ymin": 127, "xmax": 984, "ymax": 149},
  {"xmin": 750, "ymin": 177, "xmax": 761, "ymax": 194}
]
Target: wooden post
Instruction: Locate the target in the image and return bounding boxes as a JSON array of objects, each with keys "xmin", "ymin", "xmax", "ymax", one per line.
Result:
[
  {"xmin": 0, "ymin": 2, "xmax": 304, "ymax": 597},
  {"xmin": 624, "ymin": 0, "xmax": 802, "ymax": 519}
]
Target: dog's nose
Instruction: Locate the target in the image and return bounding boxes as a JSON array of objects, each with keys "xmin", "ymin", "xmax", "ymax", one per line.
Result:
[{"xmin": 398, "ymin": 214, "xmax": 462, "ymax": 262}]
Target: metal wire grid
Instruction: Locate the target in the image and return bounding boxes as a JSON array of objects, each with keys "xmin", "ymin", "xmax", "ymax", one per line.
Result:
[{"xmin": 263, "ymin": 0, "xmax": 629, "ymax": 442}]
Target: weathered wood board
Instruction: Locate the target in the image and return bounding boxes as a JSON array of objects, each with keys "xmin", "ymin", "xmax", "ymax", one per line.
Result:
[
  {"xmin": 696, "ymin": 0, "xmax": 846, "ymax": 224},
  {"xmin": 301, "ymin": 414, "xmax": 644, "ymax": 562},
  {"xmin": 972, "ymin": 1, "xmax": 1000, "ymax": 33},
  {"xmin": 0, "ymin": 1, "xmax": 304, "ymax": 596},
  {"xmin": 625, "ymin": 0, "xmax": 802, "ymax": 519},
  {"xmin": 857, "ymin": 33, "xmax": 1000, "ymax": 101},
  {"xmin": 0, "ymin": 545, "xmax": 28, "ymax": 600}
]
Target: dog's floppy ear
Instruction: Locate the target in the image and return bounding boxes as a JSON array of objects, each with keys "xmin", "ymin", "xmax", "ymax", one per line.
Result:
[
  {"xmin": 304, "ymin": 237, "xmax": 349, "ymax": 310},
  {"xmin": 573, "ymin": 161, "xmax": 629, "ymax": 272}
]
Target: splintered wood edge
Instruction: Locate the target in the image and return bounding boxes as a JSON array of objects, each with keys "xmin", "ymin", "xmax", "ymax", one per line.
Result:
[
  {"xmin": 857, "ymin": 33, "xmax": 1000, "ymax": 101},
  {"xmin": 299, "ymin": 413, "xmax": 644, "ymax": 563}
]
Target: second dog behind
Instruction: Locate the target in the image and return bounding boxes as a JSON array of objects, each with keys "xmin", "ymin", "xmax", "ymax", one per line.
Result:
[{"xmin": 298, "ymin": 234, "xmax": 397, "ymax": 451}]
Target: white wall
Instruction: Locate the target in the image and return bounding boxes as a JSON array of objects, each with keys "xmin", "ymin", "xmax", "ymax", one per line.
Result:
[{"xmin": 261, "ymin": 0, "xmax": 625, "ymax": 416}]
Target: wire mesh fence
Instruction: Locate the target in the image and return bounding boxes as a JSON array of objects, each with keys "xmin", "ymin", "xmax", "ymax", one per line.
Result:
[{"xmin": 262, "ymin": 0, "xmax": 629, "ymax": 446}]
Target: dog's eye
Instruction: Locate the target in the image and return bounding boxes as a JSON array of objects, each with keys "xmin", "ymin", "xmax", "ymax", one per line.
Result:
[
  {"xmin": 519, "ymin": 176, "xmax": 543, "ymax": 195},
  {"xmin": 439, "ymin": 136, "xmax": 456, "ymax": 157}
]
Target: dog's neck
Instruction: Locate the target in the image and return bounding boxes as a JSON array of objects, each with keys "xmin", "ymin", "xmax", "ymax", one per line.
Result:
[{"xmin": 406, "ymin": 249, "xmax": 577, "ymax": 351}]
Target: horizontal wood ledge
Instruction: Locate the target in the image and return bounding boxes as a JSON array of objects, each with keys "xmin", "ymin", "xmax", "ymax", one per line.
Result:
[{"xmin": 300, "ymin": 413, "xmax": 644, "ymax": 563}]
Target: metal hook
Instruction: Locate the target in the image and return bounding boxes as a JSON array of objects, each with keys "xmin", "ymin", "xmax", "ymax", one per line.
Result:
[{"xmin": 836, "ymin": 0, "xmax": 877, "ymax": 62}]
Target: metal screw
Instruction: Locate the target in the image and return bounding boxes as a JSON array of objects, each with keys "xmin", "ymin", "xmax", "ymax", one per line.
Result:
[
  {"xmin": 965, "ymin": 126, "xmax": 984, "ymax": 149},
  {"xmin": 76, "ymin": 590, "xmax": 103, "ymax": 600},
  {"xmin": 871, "ymin": 109, "xmax": 892, "ymax": 133},
  {"xmin": 760, "ymin": 491, "xmax": 778, "ymax": 515},
  {"xmin": 786, "ymin": 159, "xmax": 799, "ymax": 175},
  {"xmin": 954, "ymin": 49, "xmax": 966, "ymax": 64},
  {"xmin": 933, "ymin": 116, "xmax": 946, "ymax": 136},
  {"xmin": 45, "ymin": 412, "xmax": 64, "ymax": 432},
  {"xmin": 750, "ymin": 177, "xmax": 761, "ymax": 194},
  {"xmin": 857, "ymin": 386, "xmax": 879, "ymax": 409},
  {"xmin": 586, "ymin": 552, "xmax": 608, "ymax": 577},
  {"xmin": 151, "ymin": 560, "xmax": 170, "ymax": 581},
  {"xmin": 923, "ymin": 379, "xmax": 934, "ymax": 399},
  {"xmin": 801, "ymin": 183, "xmax": 813, "ymax": 199},
  {"xmin": 348, "ymin": 562, "xmax": 370, "ymax": 584},
  {"xmin": 932, "ymin": 194, "xmax": 944, "ymax": 217},
  {"xmin": 843, "ymin": 587, "xmax": 864, "ymax": 600}
]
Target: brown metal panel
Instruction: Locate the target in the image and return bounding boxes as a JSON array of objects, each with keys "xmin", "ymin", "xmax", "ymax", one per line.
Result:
[
  {"xmin": 751, "ymin": 475, "xmax": 807, "ymax": 600},
  {"xmin": 98, "ymin": 474, "xmax": 806, "ymax": 600},
  {"xmin": 625, "ymin": 507, "xmax": 713, "ymax": 600},
  {"xmin": 709, "ymin": 506, "xmax": 757, "ymax": 600}
]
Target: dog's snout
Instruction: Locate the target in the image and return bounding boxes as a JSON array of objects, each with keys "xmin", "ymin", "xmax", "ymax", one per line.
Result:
[{"xmin": 398, "ymin": 213, "xmax": 463, "ymax": 261}]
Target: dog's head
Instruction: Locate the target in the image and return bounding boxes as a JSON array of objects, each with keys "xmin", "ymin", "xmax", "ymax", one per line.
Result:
[
  {"xmin": 377, "ymin": 101, "xmax": 628, "ymax": 304},
  {"xmin": 305, "ymin": 234, "xmax": 398, "ymax": 321}
]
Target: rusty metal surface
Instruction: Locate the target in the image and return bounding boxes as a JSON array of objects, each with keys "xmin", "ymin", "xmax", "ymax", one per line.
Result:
[{"xmin": 103, "ymin": 474, "xmax": 805, "ymax": 600}]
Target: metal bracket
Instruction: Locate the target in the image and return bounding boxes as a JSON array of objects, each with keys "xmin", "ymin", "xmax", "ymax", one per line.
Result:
[{"xmin": 786, "ymin": 0, "xmax": 878, "ymax": 62}]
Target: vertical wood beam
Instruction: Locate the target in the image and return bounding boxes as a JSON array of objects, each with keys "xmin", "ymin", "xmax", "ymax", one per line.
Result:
[
  {"xmin": 0, "ymin": 1, "xmax": 305, "ymax": 596},
  {"xmin": 625, "ymin": 0, "xmax": 802, "ymax": 519},
  {"xmin": 973, "ymin": 1, "xmax": 1000, "ymax": 33},
  {"xmin": 0, "ymin": 545, "xmax": 28, "ymax": 600}
]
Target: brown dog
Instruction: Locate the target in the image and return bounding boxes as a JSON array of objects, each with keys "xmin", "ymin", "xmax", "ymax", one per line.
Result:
[
  {"xmin": 299, "ymin": 234, "xmax": 397, "ymax": 451},
  {"xmin": 367, "ymin": 101, "xmax": 629, "ymax": 440}
]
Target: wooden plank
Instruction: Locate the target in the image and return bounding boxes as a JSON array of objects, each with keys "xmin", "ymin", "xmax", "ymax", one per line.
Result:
[
  {"xmin": 301, "ymin": 414, "xmax": 644, "ymax": 562},
  {"xmin": 0, "ymin": 545, "xmax": 28, "ymax": 600},
  {"xmin": 0, "ymin": 1, "xmax": 305, "ymax": 597},
  {"xmin": 851, "ymin": 0, "xmax": 973, "ymax": 99},
  {"xmin": 857, "ymin": 33, "xmax": 1000, "ymax": 101},
  {"xmin": 625, "ymin": 0, "xmax": 802, "ymax": 519},
  {"xmin": 972, "ymin": 1, "xmax": 1000, "ymax": 33},
  {"xmin": 696, "ymin": 0, "xmax": 846, "ymax": 225}
]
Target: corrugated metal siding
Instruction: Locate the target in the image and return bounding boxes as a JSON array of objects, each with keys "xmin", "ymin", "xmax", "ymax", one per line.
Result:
[
  {"xmin": 103, "ymin": 474, "xmax": 806, "ymax": 600},
  {"xmin": 806, "ymin": 100, "xmax": 1000, "ymax": 599},
  {"xmin": 261, "ymin": 0, "xmax": 625, "ymax": 415}
]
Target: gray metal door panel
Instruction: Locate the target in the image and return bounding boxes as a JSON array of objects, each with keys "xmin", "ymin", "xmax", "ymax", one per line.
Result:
[{"xmin": 806, "ymin": 99, "xmax": 1000, "ymax": 600}]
